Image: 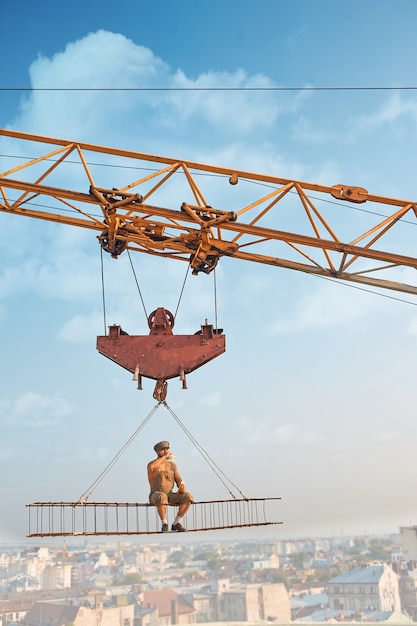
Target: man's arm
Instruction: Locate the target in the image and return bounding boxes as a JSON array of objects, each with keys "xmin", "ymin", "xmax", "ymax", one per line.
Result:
[
  {"xmin": 147, "ymin": 451, "xmax": 169, "ymax": 487},
  {"xmin": 173, "ymin": 464, "xmax": 186, "ymax": 492},
  {"xmin": 147, "ymin": 453, "xmax": 168, "ymax": 473}
]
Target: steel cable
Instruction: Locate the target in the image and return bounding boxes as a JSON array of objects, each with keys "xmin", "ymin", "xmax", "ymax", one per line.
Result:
[
  {"xmin": 77, "ymin": 403, "xmax": 160, "ymax": 503},
  {"xmin": 163, "ymin": 401, "xmax": 248, "ymax": 500}
]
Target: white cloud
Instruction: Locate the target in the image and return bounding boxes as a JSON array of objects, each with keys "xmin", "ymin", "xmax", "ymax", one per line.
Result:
[
  {"xmin": 265, "ymin": 280, "xmax": 375, "ymax": 335},
  {"xmin": 169, "ymin": 68, "xmax": 287, "ymax": 134},
  {"xmin": 292, "ymin": 115, "xmax": 338, "ymax": 144},
  {"xmin": 272, "ymin": 423, "xmax": 297, "ymax": 444},
  {"xmin": 0, "ymin": 232, "xmax": 102, "ymax": 302},
  {"xmin": 375, "ymin": 429, "xmax": 404, "ymax": 442},
  {"xmin": 15, "ymin": 391, "xmax": 70, "ymax": 418},
  {"xmin": 1, "ymin": 391, "xmax": 72, "ymax": 428},
  {"xmin": 271, "ymin": 423, "xmax": 326, "ymax": 446},
  {"xmin": 225, "ymin": 417, "xmax": 313, "ymax": 448},
  {"xmin": 19, "ymin": 31, "xmax": 169, "ymax": 138},
  {"xmin": 199, "ymin": 391, "xmax": 222, "ymax": 407},
  {"xmin": 76, "ymin": 446, "xmax": 110, "ymax": 461},
  {"xmin": 58, "ymin": 311, "xmax": 103, "ymax": 343},
  {"xmin": 9, "ymin": 29, "xmax": 314, "ymax": 157},
  {"xmin": 353, "ymin": 92, "xmax": 417, "ymax": 134},
  {"xmin": 407, "ymin": 316, "xmax": 417, "ymax": 336}
]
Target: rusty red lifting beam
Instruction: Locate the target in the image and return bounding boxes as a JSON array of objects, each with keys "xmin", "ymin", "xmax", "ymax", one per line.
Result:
[{"xmin": 97, "ymin": 307, "xmax": 226, "ymax": 401}]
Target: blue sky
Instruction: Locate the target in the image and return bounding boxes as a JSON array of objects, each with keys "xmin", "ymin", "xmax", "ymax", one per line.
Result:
[{"xmin": 2, "ymin": 1, "xmax": 417, "ymax": 543}]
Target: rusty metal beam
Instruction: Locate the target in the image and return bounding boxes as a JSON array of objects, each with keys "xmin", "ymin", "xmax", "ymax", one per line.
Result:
[
  {"xmin": 97, "ymin": 309, "xmax": 226, "ymax": 401},
  {"xmin": 26, "ymin": 498, "xmax": 282, "ymax": 537}
]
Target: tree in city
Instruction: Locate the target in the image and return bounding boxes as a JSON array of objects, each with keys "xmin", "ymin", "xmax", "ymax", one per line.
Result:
[
  {"xmin": 194, "ymin": 551, "xmax": 227, "ymax": 571},
  {"xmin": 112, "ymin": 572, "xmax": 142, "ymax": 585},
  {"xmin": 289, "ymin": 551, "xmax": 309, "ymax": 570},
  {"xmin": 269, "ymin": 571, "xmax": 291, "ymax": 591},
  {"xmin": 168, "ymin": 549, "xmax": 188, "ymax": 568}
]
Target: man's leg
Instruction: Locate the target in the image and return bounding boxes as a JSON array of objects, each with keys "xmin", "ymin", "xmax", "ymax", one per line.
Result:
[
  {"xmin": 157, "ymin": 504, "xmax": 167, "ymax": 522},
  {"xmin": 150, "ymin": 492, "xmax": 169, "ymax": 532},
  {"xmin": 177, "ymin": 501, "xmax": 191, "ymax": 518},
  {"xmin": 172, "ymin": 496, "xmax": 193, "ymax": 531}
]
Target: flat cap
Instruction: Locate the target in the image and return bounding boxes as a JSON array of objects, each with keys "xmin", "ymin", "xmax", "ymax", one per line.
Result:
[{"xmin": 154, "ymin": 440, "xmax": 170, "ymax": 451}]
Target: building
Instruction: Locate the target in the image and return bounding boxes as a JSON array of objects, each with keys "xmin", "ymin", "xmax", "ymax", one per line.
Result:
[
  {"xmin": 22, "ymin": 595, "xmax": 134, "ymax": 626},
  {"xmin": 0, "ymin": 598, "xmax": 33, "ymax": 625},
  {"xmin": 142, "ymin": 589, "xmax": 196, "ymax": 625},
  {"xmin": 193, "ymin": 579, "xmax": 289, "ymax": 623},
  {"xmin": 396, "ymin": 562, "xmax": 417, "ymax": 621},
  {"xmin": 41, "ymin": 564, "xmax": 72, "ymax": 590},
  {"xmin": 217, "ymin": 582, "xmax": 289, "ymax": 622},
  {"xmin": 141, "ymin": 579, "xmax": 290, "ymax": 625},
  {"xmin": 401, "ymin": 527, "xmax": 417, "ymax": 561},
  {"xmin": 327, "ymin": 563, "xmax": 401, "ymax": 614}
]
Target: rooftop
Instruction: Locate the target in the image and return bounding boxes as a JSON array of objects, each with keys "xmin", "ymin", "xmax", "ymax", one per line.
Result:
[{"xmin": 329, "ymin": 565, "xmax": 385, "ymax": 585}]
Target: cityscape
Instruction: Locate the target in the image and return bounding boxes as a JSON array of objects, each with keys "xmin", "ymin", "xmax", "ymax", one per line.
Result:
[{"xmin": 1, "ymin": 524, "xmax": 417, "ymax": 625}]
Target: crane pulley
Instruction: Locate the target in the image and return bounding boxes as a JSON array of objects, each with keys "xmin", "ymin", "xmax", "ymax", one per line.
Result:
[{"xmin": 2, "ymin": 128, "xmax": 417, "ymax": 294}]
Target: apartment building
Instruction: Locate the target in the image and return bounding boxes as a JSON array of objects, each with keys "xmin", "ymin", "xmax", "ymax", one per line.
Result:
[
  {"xmin": 22, "ymin": 592, "xmax": 135, "ymax": 626},
  {"xmin": 0, "ymin": 598, "xmax": 33, "ymax": 624},
  {"xmin": 396, "ymin": 562, "xmax": 417, "ymax": 620},
  {"xmin": 327, "ymin": 563, "xmax": 400, "ymax": 613},
  {"xmin": 401, "ymin": 527, "xmax": 417, "ymax": 561},
  {"xmin": 140, "ymin": 579, "xmax": 290, "ymax": 625}
]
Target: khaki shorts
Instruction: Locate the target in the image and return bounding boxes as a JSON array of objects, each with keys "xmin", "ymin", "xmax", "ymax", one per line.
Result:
[{"xmin": 149, "ymin": 490, "xmax": 194, "ymax": 506}]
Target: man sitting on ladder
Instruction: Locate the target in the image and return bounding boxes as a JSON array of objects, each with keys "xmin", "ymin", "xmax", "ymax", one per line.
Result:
[{"xmin": 147, "ymin": 441, "xmax": 194, "ymax": 532}]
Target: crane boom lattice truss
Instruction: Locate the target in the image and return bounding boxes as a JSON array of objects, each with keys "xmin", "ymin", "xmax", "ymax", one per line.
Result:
[{"xmin": 1, "ymin": 129, "xmax": 417, "ymax": 294}]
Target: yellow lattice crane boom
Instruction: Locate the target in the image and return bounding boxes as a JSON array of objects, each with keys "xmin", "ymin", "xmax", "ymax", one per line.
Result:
[{"xmin": 1, "ymin": 128, "xmax": 417, "ymax": 294}]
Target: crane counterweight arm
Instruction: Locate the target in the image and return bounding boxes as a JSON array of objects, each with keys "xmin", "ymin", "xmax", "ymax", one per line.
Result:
[{"xmin": 2, "ymin": 128, "xmax": 417, "ymax": 294}]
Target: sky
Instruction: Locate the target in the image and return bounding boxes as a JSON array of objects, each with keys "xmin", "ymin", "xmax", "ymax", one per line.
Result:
[{"xmin": 1, "ymin": 0, "xmax": 417, "ymax": 544}]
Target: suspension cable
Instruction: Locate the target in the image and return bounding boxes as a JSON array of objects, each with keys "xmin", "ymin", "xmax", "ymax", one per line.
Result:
[
  {"xmin": 77, "ymin": 403, "xmax": 161, "ymax": 503},
  {"xmin": 213, "ymin": 268, "xmax": 218, "ymax": 331},
  {"xmin": 162, "ymin": 402, "xmax": 248, "ymax": 499},
  {"xmin": 174, "ymin": 262, "xmax": 191, "ymax": 320},
  {"xmin": 100, "ymin": 247, "xmax": 107, "ymax": 335},
  {"xmin": 127, "ymin": 249, "xmax": 148, "ymax": 320}
]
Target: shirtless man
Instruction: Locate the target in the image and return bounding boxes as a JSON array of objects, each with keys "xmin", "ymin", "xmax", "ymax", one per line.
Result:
[{"xmin": 147, "ymin": 440, "xmax": 193, "ymax": 532}]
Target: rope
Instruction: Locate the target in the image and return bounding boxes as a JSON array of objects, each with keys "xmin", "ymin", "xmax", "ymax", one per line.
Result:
[
  {"xmin": 100, "ymin": 247, "xmax": 107, "ymax": 335},
  {"xmin": 127, "ymin": 249, "xmax": 148, "ymax": 320},
  {"xmin": 174, "ymin": 262, "xmax": 191, "ymax": 320},
  {"xmin": 162, "ymin": 402, "xmax": 248, "ymax": 500},
  {"xmin": 77, "ymin": 403, "xmax": 160, "ymax": 504}
]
